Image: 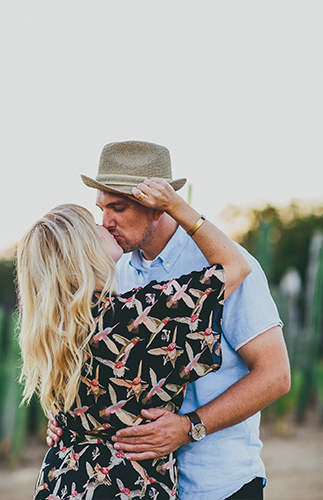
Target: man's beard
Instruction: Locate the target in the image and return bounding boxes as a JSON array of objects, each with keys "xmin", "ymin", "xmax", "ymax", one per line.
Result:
[{"xmin": 118, "ymin": 223, "xmax": 155, "ymax": 255}]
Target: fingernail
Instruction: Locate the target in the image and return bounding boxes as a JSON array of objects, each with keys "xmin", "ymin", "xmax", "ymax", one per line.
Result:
[
  {"xmin": 126, "ymin": 454, "xmax": 131, "ymax": 460},
  {"xmin": 111, "ymin": 436, "xmax": 117, "ymax": 442}
]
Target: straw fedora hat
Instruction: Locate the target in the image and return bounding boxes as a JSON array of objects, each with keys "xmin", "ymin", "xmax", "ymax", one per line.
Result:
[{"xmin": 81, "ymin": 141, "xmax": 187, "ymax": 195}]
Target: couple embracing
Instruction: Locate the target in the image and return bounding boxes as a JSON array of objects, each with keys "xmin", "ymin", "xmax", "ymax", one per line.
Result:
[{"xmin": 17, "ymin": 141, "xmax": 290, "ymax": 500}]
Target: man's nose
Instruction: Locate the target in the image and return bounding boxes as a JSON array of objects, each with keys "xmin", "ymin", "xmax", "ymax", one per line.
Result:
[{"xmin": 102, "ymin": 212, "xmax": 116, "ymax": 230}]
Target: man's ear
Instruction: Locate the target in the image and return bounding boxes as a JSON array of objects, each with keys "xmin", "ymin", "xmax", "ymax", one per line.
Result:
[{"xmin": 153, "ymin": 209, "xmax": 164, "ymax": 221}]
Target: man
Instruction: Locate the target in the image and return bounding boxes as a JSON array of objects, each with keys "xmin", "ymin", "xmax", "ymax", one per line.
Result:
[{"xmin": 48, "ymin": 141, "xmax": 290, "ymax": 499}]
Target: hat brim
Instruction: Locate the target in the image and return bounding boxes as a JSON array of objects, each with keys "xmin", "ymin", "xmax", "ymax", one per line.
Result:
[{"xmin": 81, "ymin": 174, "xmax": 187, "ymax": 195}]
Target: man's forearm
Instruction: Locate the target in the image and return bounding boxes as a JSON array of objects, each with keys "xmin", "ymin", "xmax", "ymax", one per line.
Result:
[{"xmin": 198, "ymin": 327, "xmax": 290, "ymax": 433}]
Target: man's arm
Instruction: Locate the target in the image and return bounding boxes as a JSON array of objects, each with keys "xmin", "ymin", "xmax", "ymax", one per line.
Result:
[{"xmin": 110, "ymin": 325, "xmax": 290, "ymax": 460}]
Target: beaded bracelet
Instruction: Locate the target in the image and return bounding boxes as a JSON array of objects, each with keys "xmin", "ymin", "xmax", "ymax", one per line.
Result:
[{"xmin": 187, "ymin": 215, "xmax": 206, "ymax": 237}]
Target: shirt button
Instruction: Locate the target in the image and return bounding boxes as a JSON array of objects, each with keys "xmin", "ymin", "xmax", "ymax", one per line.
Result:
[{"xmin": 166, "ymin": 263, "xmax": 170, "ymax": 268}]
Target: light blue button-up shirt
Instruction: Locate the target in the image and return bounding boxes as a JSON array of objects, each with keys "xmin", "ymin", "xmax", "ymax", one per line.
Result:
[{"xmin": 117, "ymin": 225, "xmax": 282, "ymax": 500}]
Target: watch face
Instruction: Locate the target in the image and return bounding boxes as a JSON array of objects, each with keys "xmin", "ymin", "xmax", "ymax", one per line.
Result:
[{"xmin": 191, "ymin": 423, "xmax": 207, "ymax": 441}]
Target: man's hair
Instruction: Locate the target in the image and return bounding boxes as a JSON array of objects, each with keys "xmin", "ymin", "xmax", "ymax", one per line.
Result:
[{"xmin": 16, "ymin": 204, "xmax": 117, "ymax": 414}]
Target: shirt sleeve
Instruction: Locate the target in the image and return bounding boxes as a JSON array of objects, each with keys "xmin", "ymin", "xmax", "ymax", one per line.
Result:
[{"xmin": 222, "ymin": 247, "xmax": 282, "ymax": 350}]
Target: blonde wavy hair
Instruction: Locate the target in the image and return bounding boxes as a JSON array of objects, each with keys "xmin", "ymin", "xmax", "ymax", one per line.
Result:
[{"xmin": 16, "ymin": 204, "xmax": 118, "ymax": 414}]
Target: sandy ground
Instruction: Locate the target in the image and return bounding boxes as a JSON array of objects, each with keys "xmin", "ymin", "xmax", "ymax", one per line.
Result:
[
  {"xmin": 0, "ymin": 417, "xmax": 322, "ymax": 500},
  {"xmin": 259, "ymin": 419, "xmax": 323, "ymax": 500}
]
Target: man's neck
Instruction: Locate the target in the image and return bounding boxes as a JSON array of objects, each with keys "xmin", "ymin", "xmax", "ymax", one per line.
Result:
[{"xmin": 140, "ymin": 214, "xmax": 178, "ymax": 261}]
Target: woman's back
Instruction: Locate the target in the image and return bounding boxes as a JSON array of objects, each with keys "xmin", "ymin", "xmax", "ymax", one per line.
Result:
[{"xmin": 34, "ymin": 267, "xmax": 224, "ymax": 499}]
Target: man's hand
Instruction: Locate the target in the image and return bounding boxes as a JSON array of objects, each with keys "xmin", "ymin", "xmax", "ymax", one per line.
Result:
[
  {"xmin": 46, "ymin": 411, "xmax": 63, "ymax": 447},
  {"xmin": 112, "ymin": 407, "xmax": 191, "ymax": 461}
]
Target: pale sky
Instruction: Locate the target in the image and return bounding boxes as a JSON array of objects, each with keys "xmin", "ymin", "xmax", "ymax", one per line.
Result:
[{"xmin": 1, "ymin": 1, "xmax": 322, "ymax": 254}]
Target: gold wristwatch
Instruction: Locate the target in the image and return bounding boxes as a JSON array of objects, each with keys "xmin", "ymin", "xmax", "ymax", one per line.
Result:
[{"xmin": 185, "ymin": 411, "xmax": 207, "ymax": 441}]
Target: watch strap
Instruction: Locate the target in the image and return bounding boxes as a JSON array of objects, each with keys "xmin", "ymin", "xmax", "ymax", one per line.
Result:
[{"xmin": 185, "ymin": 411, "xmax": 203, "ymax": 426}]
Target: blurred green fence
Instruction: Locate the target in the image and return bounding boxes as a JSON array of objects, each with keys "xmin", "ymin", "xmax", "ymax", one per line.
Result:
[
  {"xmin": 0, "ymin": 308, "xmax": 28, "ymax": 464},
  {"xmin": 0, "ymin": 263, "xmax": 46, "ymax": 465}
]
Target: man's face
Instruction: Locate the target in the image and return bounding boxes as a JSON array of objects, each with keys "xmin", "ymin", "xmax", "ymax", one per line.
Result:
[{"xmin": 96, "ymin": 190, "xmax": 156, "ymax": 254}]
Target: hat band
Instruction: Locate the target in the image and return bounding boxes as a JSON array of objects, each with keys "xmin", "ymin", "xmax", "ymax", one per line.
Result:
[{"xmin": 96, "ymin": 174, "xmax": 172, "ymax": 186}]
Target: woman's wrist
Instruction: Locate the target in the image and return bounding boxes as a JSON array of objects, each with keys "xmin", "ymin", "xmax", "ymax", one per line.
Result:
[
  {"xmin": 165, "ymin": 196, "xmax": 200, "ymax": 230},
  {"xmin": 187, "ymin": 215, "xmax": 206, "ymax": 237}
]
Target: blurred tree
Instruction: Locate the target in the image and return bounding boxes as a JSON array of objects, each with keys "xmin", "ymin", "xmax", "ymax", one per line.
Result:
[{"xmin": 235, "ymin": 203, "xmax": 323, "ymax": 286}]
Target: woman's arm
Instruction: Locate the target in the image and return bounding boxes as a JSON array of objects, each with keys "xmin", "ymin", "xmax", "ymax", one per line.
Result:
[{"xmin": 132, "ymin": 178, "xmax": 251, "ymax": 300}]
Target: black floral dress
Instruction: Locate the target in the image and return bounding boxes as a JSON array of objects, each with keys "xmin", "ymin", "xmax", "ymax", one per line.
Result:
[{"xmin": 34, "ymin": 265, "xmax": 224, "ymax": 500}]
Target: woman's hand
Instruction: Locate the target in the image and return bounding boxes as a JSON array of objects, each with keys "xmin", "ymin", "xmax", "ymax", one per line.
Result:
[
  {"xmin": 132, "ymin": 177, "xmax": 182, "ymax": 215},
  {"xmin": 46, "ymin": 411, "xmax": 63, "ymax": 447}
]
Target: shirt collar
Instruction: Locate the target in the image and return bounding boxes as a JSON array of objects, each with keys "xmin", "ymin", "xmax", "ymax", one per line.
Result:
[{"xmin": 129, "ymin": 225, "xmax": 190, "ymax": 273}]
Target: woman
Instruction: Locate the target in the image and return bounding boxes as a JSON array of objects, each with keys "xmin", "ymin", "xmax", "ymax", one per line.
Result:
[{"xmin": 17, "ymin": 178, "xmax": 251, "ymax": 499}]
